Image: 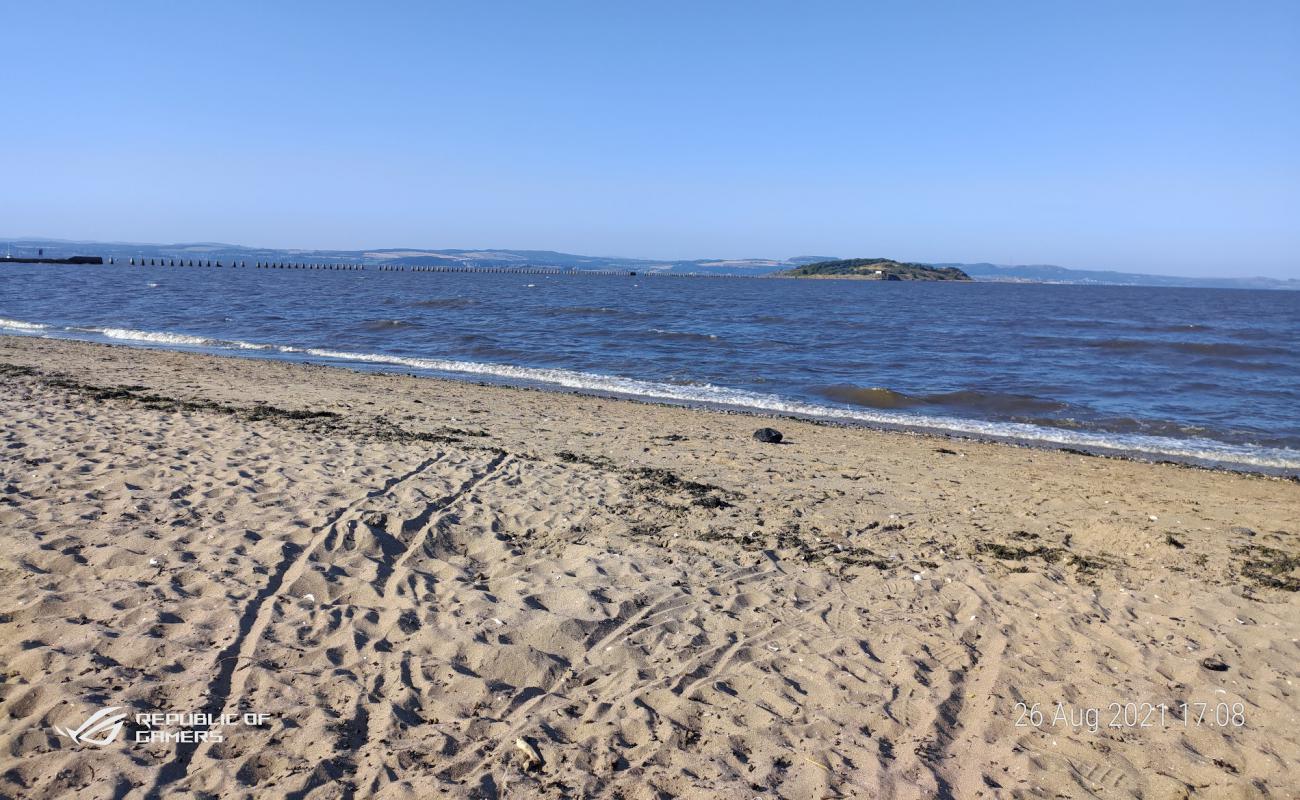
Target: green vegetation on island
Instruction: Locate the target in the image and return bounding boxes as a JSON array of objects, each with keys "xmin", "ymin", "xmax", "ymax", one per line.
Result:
[{"xmin": 777, "ymin": 258, "xmax": 972, "ymax": 281}]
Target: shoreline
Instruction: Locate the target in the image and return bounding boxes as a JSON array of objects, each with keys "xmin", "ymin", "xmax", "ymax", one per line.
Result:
[
  {"xmin": 2, "ymin": 330, "xmax": 1294, "ymax": 475},
  {"xmin": 1, "ymin": 335, "xmax": 1297, "ymax": 798}
]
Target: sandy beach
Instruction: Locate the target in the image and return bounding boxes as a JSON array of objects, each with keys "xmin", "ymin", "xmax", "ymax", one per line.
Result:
[{"xmin": 0, "ymin": 334, "xmax": 1297, "ymax": 799}]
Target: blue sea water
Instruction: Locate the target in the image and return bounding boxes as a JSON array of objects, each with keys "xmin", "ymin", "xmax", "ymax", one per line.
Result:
[{"xmin": 2, "ymin": 262, "xmax": 1298, "ymax": 471}]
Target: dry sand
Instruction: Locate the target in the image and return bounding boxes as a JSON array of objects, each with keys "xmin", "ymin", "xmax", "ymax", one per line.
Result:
[{"xmin": 0, "ymin": 335, "xmax": 1297, "ymax": 799}]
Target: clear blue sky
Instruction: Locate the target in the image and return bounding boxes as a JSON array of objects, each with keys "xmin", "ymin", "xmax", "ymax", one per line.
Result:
[{"xmin": 3, "ymin": 1, "xmax": 1297, "ymax": 277}]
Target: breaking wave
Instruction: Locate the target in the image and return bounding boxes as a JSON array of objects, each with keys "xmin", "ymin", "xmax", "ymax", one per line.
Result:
[
  {"xmin": 0, "ymin": 317, "xmax": 49, "ymax": 331},
  {"xmin": 2, "ymin": 317, "xmax": 1297, "ymax": 470},
  {"xmin": 73, "ymin": 326, "xmax": 272, "ymax": 351},
  {"xmin": 291, "ymin": 347, "xmax": 1299, "ymax": 468}
]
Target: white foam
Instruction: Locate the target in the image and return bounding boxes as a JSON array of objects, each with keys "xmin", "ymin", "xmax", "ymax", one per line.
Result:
[
  {"xmin": 92, "ymin": 327, "xmax": 270, "ymax": 351},
  {"xmin": 297, "ymin": 347, "xmax": 1300, "ymax": 470},
  {"xmin": 4, "ymin": 317, "xmax": 1297, "ymax": 470},
  {"xmin": 99, "ymin": 328, "xmax": 214, "ymax": 346},
  {"xmin": 0, "ymin": 317, "xmax": 48, "ymax": 331}
]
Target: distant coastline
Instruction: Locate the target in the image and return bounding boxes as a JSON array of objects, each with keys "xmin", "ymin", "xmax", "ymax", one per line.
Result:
[{"xmin": 1, "ymin": 237, "xmax": 1295, "ymax": 289}]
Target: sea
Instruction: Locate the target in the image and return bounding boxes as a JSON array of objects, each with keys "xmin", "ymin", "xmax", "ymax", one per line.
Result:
[{"xmin": 2, "ymin": 262, "xmax": 1297, "ymax": 472}]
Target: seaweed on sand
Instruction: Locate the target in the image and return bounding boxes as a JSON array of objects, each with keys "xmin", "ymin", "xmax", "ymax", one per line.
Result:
[
  {"xmin": 555, "ymin": 451, "xmax": 740, "ymax": 508},
  {"xmin": 974, "ymin": 539, "xmax": 1110, "ymax": 578},
  {"xmin": 974, "ymin": 541, "xmax": 1063, "ymax": 563},
  {"xmin": 1236, "ymin": 544, "xmax": 1300, "ymax": 592}
]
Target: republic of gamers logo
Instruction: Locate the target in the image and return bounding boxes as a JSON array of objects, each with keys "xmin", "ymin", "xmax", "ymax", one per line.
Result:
[{"xmin": 55, "ymin": 706, "xmax": 127, "ymax": 746}]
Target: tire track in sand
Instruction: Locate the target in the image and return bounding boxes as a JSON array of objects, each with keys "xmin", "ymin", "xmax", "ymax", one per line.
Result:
[
  {"xmin": 282, "ymin": 451, "xmax": 510, "ymax": 800},
  {"xmin": 144, "ymin": 455, "xmax": 445, "ymax": 799}
]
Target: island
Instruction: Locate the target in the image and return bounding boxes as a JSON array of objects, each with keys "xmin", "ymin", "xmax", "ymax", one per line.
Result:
[{"xmin": 776, "ymin": 258, "xmax": 971, "ymax": 281}]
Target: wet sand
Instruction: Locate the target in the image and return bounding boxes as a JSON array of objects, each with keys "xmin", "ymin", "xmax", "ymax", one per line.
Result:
[{"xmin": 0, "ymin": 335, "xmax": 1297, "ymax": 799}]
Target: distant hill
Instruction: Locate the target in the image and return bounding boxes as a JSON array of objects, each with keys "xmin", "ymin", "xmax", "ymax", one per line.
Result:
[
  {"xmin": 777, "ymin": 258, "xmax": 972, "ymax": 281},
  {"xmin": 937, "ymin": 262, "xmax": 1300, "ymax": 290},
  {"xmin": 785, "ymin": 255, "xmax": 841, "ymax": 265},
  {"xmin": 0, "ymin": 238, "xmax": 787, "ymax": 276}
]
